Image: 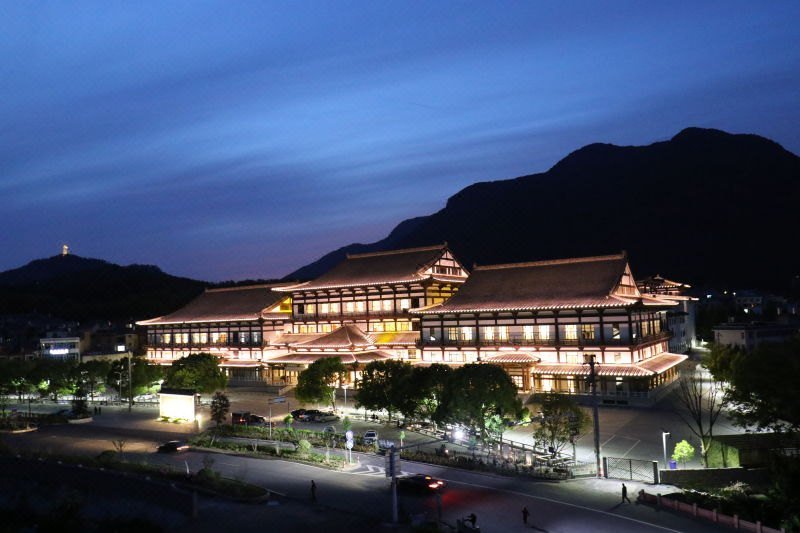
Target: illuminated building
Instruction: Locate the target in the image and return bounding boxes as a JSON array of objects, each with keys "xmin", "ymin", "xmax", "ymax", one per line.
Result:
[
  {"xmin": 411, "ymin": 253, "xmax": 686, "ymax": 405},
  {"xmin": 137, "ymin": 284, "xmax": 293, "ymax": 383},
  {"xmin": 637, "ymin": 275, "xmax": 698, "ymax": 353},
  {"xmin": 265, "ymin": 244, "xmax": 468, "ymax": 384}
]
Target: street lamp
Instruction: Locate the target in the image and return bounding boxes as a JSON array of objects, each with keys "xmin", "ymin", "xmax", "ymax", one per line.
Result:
[{"xmin": 662, "ymin": 430, "xmax": 671, "ymax": 471}]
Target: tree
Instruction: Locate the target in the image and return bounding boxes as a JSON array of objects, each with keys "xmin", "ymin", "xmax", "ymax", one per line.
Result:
[
  {"xmin": 355, "ymin": 360, "xmax": 415, "ymax": 422},
  {"xmin": 295, "ymin": 357, "xmax": 345, "ymax": 412},
  {"xmin": 78, "ymin": 360, "xmax": 111, "ymax": 401},
  {"xmin": 706, "ymin": 339, "xmax": 800, "ymax": 433},
  {"xmin": 210, "ymin": 391, "xmax": 230, "ymax": 427},
  {"xmin": 673, "ymin": 363, "xmax": 725, "ymax": 467},
  {"xmin": 530, "ymin": 392, "xmax": 590, "ymax": 455},
  {"xmin": 436, "ymin": 364, "xmax": 523, "ymax": 442},
  {"xmin": 163, "ymin": 353, "xmax": 226, "ymax": 394},
  {"xmin": 672, "ymin": 439, "xmax": 695, "ymax": 468},
  {"xmin": 408, "ymin": 364, "xmax": 451, "ymax": 426},
  {"xmin": 341, "ymin": 416, "xmax": 352, "ymax": 434},
  {"xmin": 29, "ymin": 359, "xmax": 78, "ymax": 401}
]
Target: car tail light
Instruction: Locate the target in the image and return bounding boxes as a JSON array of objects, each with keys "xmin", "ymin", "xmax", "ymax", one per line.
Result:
[{"xmin": 428, "ymin": 483, "xmax": 439, "ymax": 489}]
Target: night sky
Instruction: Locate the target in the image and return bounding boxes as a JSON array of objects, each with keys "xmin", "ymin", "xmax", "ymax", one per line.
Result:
[{"xmin": 3, "ymin": 2, "xmax": 799, "ymax": 281}]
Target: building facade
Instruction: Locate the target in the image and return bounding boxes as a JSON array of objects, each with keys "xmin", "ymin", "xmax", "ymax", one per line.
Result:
[
  {"xmin": 712, "ymin": 322, "xmax": 798, "ymax": 350},
  {"xmin": 411, "ymin": 253, "xmax": 686, "ymax": 405},
  {"xmin": 637, "ymin": 275, "xmax": 697, "ymax": 354},
  {"xmin": 138, "ymin": 246, "xmax": 689, "ymax": 404},
  {"xmin": 137, "ymin": 284, "xmax": 293, "ymax": 383}
]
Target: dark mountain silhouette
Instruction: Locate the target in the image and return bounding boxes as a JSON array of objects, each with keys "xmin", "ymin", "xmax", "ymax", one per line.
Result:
[
  {"xmin": 0, "ymin": 255, "xmax": 206, "ymax": 321},
  {"xmin": 287, "ymin": 128, "xmax": 800, "ymax": 290}
]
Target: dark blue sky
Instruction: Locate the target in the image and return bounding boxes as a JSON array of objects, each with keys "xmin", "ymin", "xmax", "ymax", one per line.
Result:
[{"xmin": 3, "ymin": 2, "xmax": 799, "ymax": 281}]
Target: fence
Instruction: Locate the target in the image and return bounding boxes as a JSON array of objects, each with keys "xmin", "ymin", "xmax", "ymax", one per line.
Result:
[
  {"xmin": 603, "ymin": 456, "xmax": 659, "ymax": 483},
  {"xmin": 638, "ymin": 491, "xmax": 785, "ymax": 533}
]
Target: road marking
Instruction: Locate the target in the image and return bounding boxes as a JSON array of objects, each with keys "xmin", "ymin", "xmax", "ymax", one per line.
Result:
[
  {"xmin": 601, "ymin": 434, "xmax": 616, "ymax": 447},
  {"xmin": 443, "ymin": 479, "xmax": 684, "ymax": 533},
  {"xmin": 620, "ymin": 439, "xmax": 641, "ymax": 458}
]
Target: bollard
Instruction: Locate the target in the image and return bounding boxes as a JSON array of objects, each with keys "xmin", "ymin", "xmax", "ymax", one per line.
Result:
[
  {"xmin": 713, "ymin": 509, "xmax": 718, "ymax": 523},
  {"xmin": 756, "ymin": 521, "xmax": 762, "ymax": 533},
  {"xmin": 733, "ymin": 514, "xmax": 739, "ymax": 528},
  {"xmin": 656, "ymin": 494, "xmax": 662, "ymax": 508}
]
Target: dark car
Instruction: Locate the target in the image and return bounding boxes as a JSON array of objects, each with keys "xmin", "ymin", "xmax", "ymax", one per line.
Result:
[
  {"xmin": 299, "ymin": 409, "xmax": 322, "ymax": 422},
  {"xmin": 397, "ymin": 474, "xmax": 446, "ymax": 493},
  {"xmin": 290, "ymin": 409, "xmax": 307, "ymax": 420},
  {"xmin": 157, "ymin": 440, "xmax": 189, "ymax": 453}
]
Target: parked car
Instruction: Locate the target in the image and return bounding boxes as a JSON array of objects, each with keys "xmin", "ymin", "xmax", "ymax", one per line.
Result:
[
  {"xmin": 298, "ymin": 409, "xmax": 322, "ymax": 422},
  {"xmin": 323, "ymin": 426, "xmax": 337, "ymax": 434},
  {"xmin": 290, "ymin": 409, "xmax": 307, "ymax": 420},
  {"xmin": 314, "ymin": 412, "xmax": 339, "ymax": 423},
  {"xmin": 248, "ymin": 414, "xmax": 271, "ymax": 426},
  {"xmin": 231, "ymin": 411, "xmax": 251, "ymax": 425},
  {"xmin": 157, "ymin": 440, "xmax": 189, "ymax": 453},
  {"xmin": 397, "ymin": 474, "xmax": 446, "ymax": 493},
  {"xmin": 363, "ymin": 430, "xmax": 378, "ymax": 445}
]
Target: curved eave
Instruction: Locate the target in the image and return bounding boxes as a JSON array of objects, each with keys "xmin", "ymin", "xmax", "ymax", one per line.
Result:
[
  {"xmin": 410, "ymin": 301, "xmax": 632, "ymax": 315},
  {"xmin": 271, "ymin": 276, "xmax": 429, "ymax": 292},
  {"xmin": 136, "ymin": 315, "xmax": 262, "ymax": 325}
]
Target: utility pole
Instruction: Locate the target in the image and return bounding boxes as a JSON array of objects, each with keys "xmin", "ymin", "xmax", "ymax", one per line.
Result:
[
  {"xmin": 585, "ymin": 353, "xmax": 601, "ymax": 477},
  {"xmin": 389, "ymin": 444, "xmax": 398, "ymax": 524},
  {"xmin": 127, "ymin": 355, "xmax": 133, "ymax": 413}
]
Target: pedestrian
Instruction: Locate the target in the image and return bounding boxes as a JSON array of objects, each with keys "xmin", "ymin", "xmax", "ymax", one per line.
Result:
[
  {"xmin": 522, "ymin": 506, "xmax": 529, "ymax": 525},
  {"xmin": 467, "ymin": 513, "xmax": 477, "ymax": 528},
  {"xmin": 621, "ymin": 483, "xmax": 631, "ymax": 503},
  {"xmin": 310, "ymin": 480, "xmax": 317, "ymax": 502}
]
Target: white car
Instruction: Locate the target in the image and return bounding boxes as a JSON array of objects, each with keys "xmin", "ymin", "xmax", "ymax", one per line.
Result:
[{"xmin": 363, "ymin": 430, "xmax": 378, "ymax": 445}]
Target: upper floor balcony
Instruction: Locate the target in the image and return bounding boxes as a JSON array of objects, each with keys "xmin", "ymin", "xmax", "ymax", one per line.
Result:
[{"xmin": 417, "ymin": 330, "xmax": 670, "ymax": 349}]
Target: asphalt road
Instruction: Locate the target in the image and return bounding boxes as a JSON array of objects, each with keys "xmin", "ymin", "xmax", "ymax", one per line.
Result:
[{"xmin": 2, "ymin": 418, "xmax": 729, "ymax": 533}]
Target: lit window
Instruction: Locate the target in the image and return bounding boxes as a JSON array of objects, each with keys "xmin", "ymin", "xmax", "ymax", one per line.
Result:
[
  {"xmin": 330, "ymin": 302, "xmax": 340, "ymax": 314},
  {"xmin": 371, "ymin": 322, "xmax": 385, "ymax": 332},
  {"xmin": 581, "ymin": 324, "xmax": 594, "ymax": 340},
  {"xmin": 370, "ymin": 300, "xmax": 382, "ymax": 312},
  {"xmin": 523, "ymin": 325, "xmax": 534, "ymax": 340},
  {"xmin": 400, "ymin": 299, "xmax": 411, "ymax": 310},
  {"xmin": 320, "ymin": 303, "xmax": 329, "ymax": 315},
  {"xmin": 497, "ymin": 326, "xmax": 508, "ymax": 341},
  {"xmin": 355, "ymin": 301, "xmax": 366, "ymax": 313},
  {"xmin": 345, "ymin": 302, "xmax": 355, "ymax": 313},
  {"xmin": 612, "ymin": 324, "xmax": 621, "ymax": 340},
  {"xmin": 483, "ymin": 327, "xmax": 494, "ymax": 340},
  {"xmin": 538, "ymin": 325, "xmax": 550, "ymax": 340},
  {"xmin": 564, "ymin": 324, "xmax": 578, "ymax": 340},
  {"xmin": 382, "ymin": 300, "xmax": 393, "ymax": 312},
  {"xmin": 385, "ymin": 321, "xmax": 397, "ymax": 332}
]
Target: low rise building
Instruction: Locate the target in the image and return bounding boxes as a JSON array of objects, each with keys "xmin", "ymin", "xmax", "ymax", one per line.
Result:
[{"xmin": 712, "ymin": 322, "xmax": 798, "ymax": 350}]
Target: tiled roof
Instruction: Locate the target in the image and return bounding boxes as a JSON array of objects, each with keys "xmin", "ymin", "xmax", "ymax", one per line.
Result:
[
  {"xmin": 264, "ymin": 350, "xmax": 394, "ymax": 365},
  {"xmin": 294, "ymin": 324, "xmax": 374, "ymax": 349},
  {"xmin": 531, "ymin": 352, "xmax": 687, "ymax": 377},
  {"xmin": 484, "ymin": 352, "xmax": 541, "ymax": 364},
  {"xmin": 137, "ymin": 284, "xmax": 292, "ymax": 325},
  {"xmin": 412, "ymin": 253, "xmax": 673, "ymax": 313},
  {"xmin": 275, "ymin": 244, "xmax": 461, "ymax": 291}
]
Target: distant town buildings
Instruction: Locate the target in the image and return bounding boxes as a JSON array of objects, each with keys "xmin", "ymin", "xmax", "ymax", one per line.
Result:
[
  {"xmin": 712, "ymin": 322, "xmax": 798, "ymax": 350},
  {"xmin": 138, "ymin": 245, "xmax": 693, "ymax": 405}
]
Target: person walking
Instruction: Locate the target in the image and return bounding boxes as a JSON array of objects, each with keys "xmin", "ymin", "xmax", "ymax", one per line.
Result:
[
  {"xmin": 522, "ymin": 506, "xmax": 529, "ymax": 526},
  {"xmin": 310, "ymin": 480, "xmax": 317, "ymax": 502},
  {"xmin": 621, "ymin": 483, "xmax": 631, "ymax": 503},
  {"xmin": 467, "ymin": 513, "xmax": 477, "ymax": 528}
]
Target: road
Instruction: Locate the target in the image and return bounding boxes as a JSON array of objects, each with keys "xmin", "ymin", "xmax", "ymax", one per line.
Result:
[{"xmin": 1, "ymin": 411, "xmax": 729, "ymax": 533}]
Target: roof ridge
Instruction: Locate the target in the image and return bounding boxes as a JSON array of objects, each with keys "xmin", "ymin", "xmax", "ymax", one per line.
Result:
[
  {"xmin": 346, "ymin": 243, "xmax": 446, "ymax": 259},
  {"xmin": 206, "ymin": 282, "xmax": 294, "ymax": 293},
  {"xmin": 474, "ymin": 252, "xmax": 626, "ymax": 271}
]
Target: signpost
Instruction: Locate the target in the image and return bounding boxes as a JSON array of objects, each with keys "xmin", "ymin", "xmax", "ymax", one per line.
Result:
[
  {"xmin": 268, "ymin": 396, "xmax": 287, "ymax": 439},
  {"xmin": 345, "ymin": 430, "xmax": 354, "ymax": 463}
]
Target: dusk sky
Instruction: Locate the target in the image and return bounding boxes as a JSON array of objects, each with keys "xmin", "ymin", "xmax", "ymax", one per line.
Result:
[{"xmin": 3, "ymin": 2, "xmax": 799, "ymax": 281}]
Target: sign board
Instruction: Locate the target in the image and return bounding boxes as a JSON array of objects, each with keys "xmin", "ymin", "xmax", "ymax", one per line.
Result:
[
  {"xmin": 270, "ymin": 396, "xmax": 287, "ymax": 404},
  {"xmin": 345, "ymin": 430, "xmax": 353, "ymax": 440},
  {"xmin": 346, "ymin": 439, "xmax": 354, "ymax": 450}
]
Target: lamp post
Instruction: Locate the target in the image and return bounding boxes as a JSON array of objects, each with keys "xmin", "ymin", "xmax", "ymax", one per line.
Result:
[
  {"xmin": 662, "ymin": 430, "xmax": 671, "ymax": 470},
  {"xmin": 584, "ymin": 353, "xmax": 602, "ymax": 478},
  {"xmin": 115, "ymin": 371, "xmax": 124, "ymax": 402}
]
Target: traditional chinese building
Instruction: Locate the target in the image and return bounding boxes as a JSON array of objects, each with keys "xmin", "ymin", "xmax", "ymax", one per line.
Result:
[
  {"xmin": 637, "ymin": 274, "xmax": 698, "ymax": 353},
  {"xmin": 137, "ymin": 284, "xmax": 293, "ymax": 383},
  {"xmin": 260, "ymin": 244, "xmax": 468, "ymax": 383},
  {"xmin": 410, "ymin": 253, "xmax": 687, "ymax": 405}
]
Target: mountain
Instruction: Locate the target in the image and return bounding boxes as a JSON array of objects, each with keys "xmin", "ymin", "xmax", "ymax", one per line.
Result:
[
  {"xmin": 287, "ymin": 128, "xmax": 800, "ymax": 290},
  {"xmin": 0, "ymin": 254, "xmax": 206, "ymax": 321}
]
